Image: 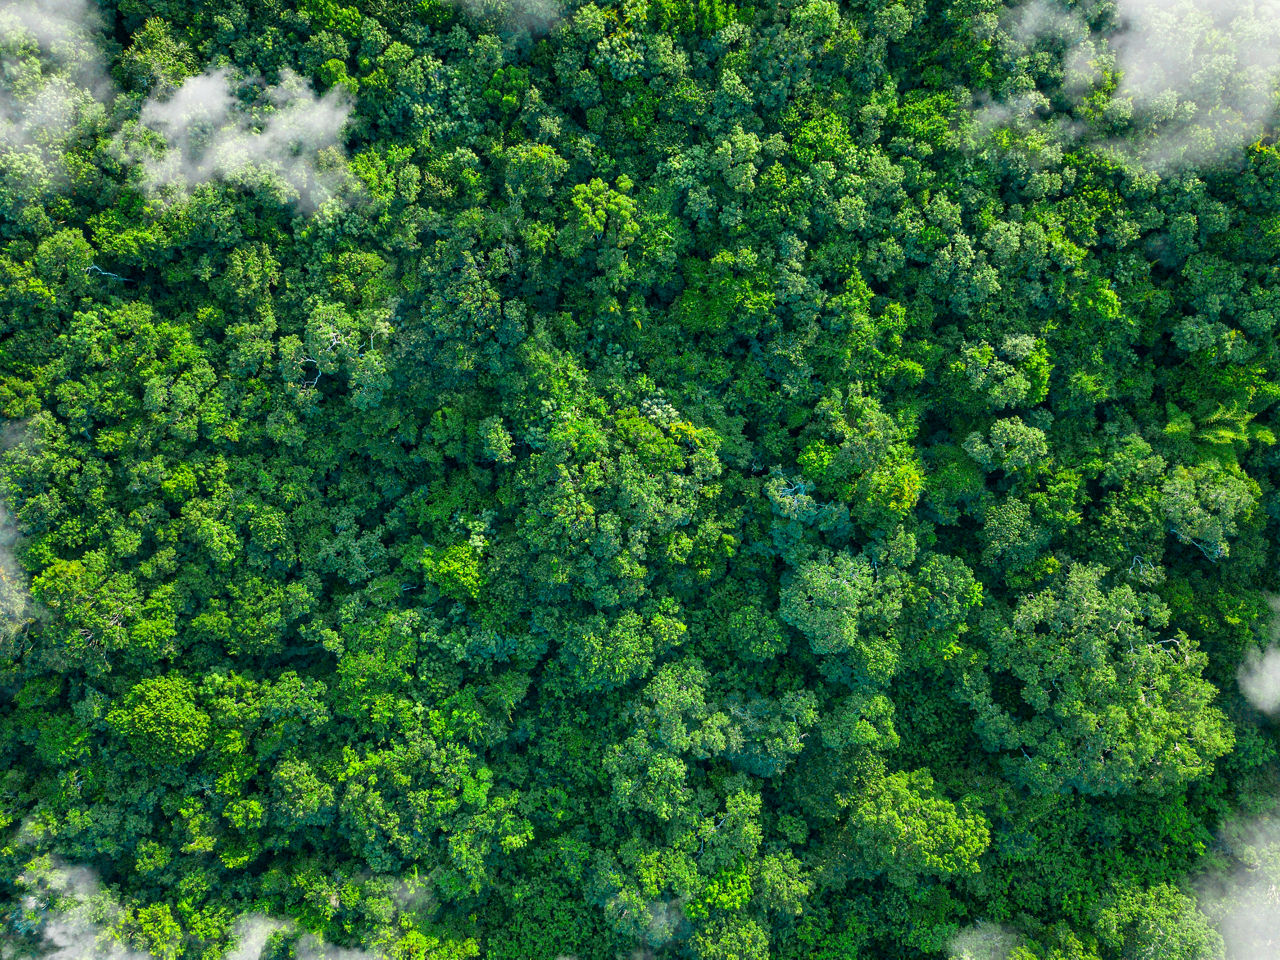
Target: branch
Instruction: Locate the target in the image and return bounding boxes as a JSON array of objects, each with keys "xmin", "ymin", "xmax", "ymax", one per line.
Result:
[{"xmin": 85, "ymin": 264, "xmax": 132, "ymax": 283}]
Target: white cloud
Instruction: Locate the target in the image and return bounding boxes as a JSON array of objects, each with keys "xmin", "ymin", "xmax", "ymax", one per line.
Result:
[
  {"xmin": 451, "ymin": 0, "xmax": 562, "ymax": 31},
  {"xmin": 949, "ymin": 921, "xmax": 1021, "ymax": 960},
  {"xmin": 0, "ymin": 0, "xmax": 94, "ymax": 48},
  {"xmin": 14, "ymin": 866, "xmax": 390, "ymax": 960},
  {"xmin": 984, "ymin": 0, "xmax": 1280, "ymax": 170},
  {"xmin": 2, "ymin": 5, "xmax": 351, "ymax": 212},
  {"xmin": 0, "ymin": 0, "xmax": 111, "ymax": 152},
  {"xmin": 132, "ymin": 67, "xmax": 353, "ymax": 210},
  {"xmin": 1237, "ymin": 594, "xmax": 1280, "ymax": 714},
  {"xmin": 972, "ymin": 90, "xmax": 1057, "ymax": 138},
  {"xmin": 1196, "ymin": 808, "xmax": 1280, "ymax": 960},
  {"xmin": 645, "ymin": 898, "xmax": 682, "ymax": 947},
  {"xmin": 1009, "ymin": 0, "xmax": 1088, "ymax": 47},
  {"xmin": 294, "ymin": 933, "xmax": 385, "ymax": 960},
  {"xmin": 1238, "ymin": 646, "xmax": 1280, "ymax": 714},
  {"xmin": 226, "ymin": 914, "xmax": 293, "ymax": 960},
  {"xmin": 14, "ymin": 860, "xmax": 151, "ymax": 960},
  {"xmin": 0, "ymin": 503, "xmax": 35, "ymax": 644},
  {"xmin": 0, "ymin": 421, "xmax": 37, "ymax": 646},
  {"xmin": 1111, "ymin": 0, "xmax": 1280, "ymax": 168}
]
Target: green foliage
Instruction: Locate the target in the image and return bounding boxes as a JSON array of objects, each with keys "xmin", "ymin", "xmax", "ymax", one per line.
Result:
[
  {"xmin": 421, "ymin": 543, "xmax": 486, "ymax": 602},
  {"xmin": 107, "ymin": 675, "xmax": 211, "ymax": 767},
  {"xmin": 1095, "ymin": 883, "xmax": 1225, "ymax": 960},
  {"xmin": 838, "ymin": 768, "xmax": 991, "ymax": 886},
  {"xmin": 779, "ymin": 550, "xmax": 902, "ymax": 686},
  {"xmin": 960, "ymin": 564, "xmax": 1234, "ymax": 797},
  {"xmin": 3, "ymin": 2, "xmax": 1280, "ymax": 959},
  {"xmin": 651, "ymin": 0, "xmax": 752, "ymax": 36}
]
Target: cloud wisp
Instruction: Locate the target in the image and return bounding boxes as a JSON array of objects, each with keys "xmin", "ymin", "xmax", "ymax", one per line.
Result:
[
  {"xmin": 0, "ymin": 421, "xmax": 38, "ymax": 652},
  {"xmin": 981, "ymin": 0, "xmax": 1280, "ymax": 171},
  {"xmin": 132, "ymin": 67, "xmax": 353, "ymax": 211},
  {"xmin": 1236, "ymin": 594, "xmax": 1280, "ymax": 715},
  {"xmin": 14, "ymin": 868, "xmax": 390, "ymax": 960},
  {"xmin": 1238, "ymin": 646, "xmax": 1280, "ymax": 714},
  {"xmin": 0, "ymin": 503, "xmax": 35, "ymax": 649},
  {"xmin": 451, "ymin": 0, "xmax": 563, "ymax": 32},
  {"xmin": 949, "ymin": 921, "xmax": 1021, "ymax": 960},
  {"xmin": 2, "ymin": 4, "xmax": 353, "ymax": 212},
  {"xmin": 225, "ymin": 914, "xmax": 294, "ymax": 960},
  {"xmin": 1196, "ymin": 807, "xmax": 1280, "ymax": 960},
  {"xmin": 13, "ymin": 860, "xmax": 151, "ymax": 960},
  {"xmin": 0, "ymin": 0, "xmax": 111, "ymax": 153},
  {"xmin": 293, "ymin": 933, "xmax": 387, "ymax": 960},
  {"xmin": 1110, "ymin": 0, "xmax": 1280, "ymax": 169},
  {"xmin": 1196, "ymin": 596, "xmax": 1280, "ymax": 958}
]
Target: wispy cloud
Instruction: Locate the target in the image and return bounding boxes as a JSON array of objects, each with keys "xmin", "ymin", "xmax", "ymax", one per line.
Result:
[
  {"xmin": 1238, "ymin": 646, "xmax": 1280, "ymax": 714},
  {"xmin": 949, "ymin": 921, "xmax": 1021, "ymax": 960},
  {"xmin": 0, "ymin": 503, "xmax": 35, "ymax": 646},
  {"xmin": 14, "ymin": 868, "xmax": 392, "ymax": 960},
  {"xmin": 293, "ymin": 933, "xmax": 385, "ymax": 960},
  {"xmin": 981, "ymin": 0, "xmax": 1280, "ymax": 170},
  {"xmin": 226, "ymin": 914, "xmax": 293, "ymax": 960},
  {"xmin": 0, "ymin": 422, "xmax": 37, "ymax": 648},
  {"xmin": 1197, "ymin": 807, "xmax": 1280, "ymax": 960},
  {"xmin": 0, "ymin": 0, "xmax": 96, "ymax": 49},
  {"xmin": 130, "ymin": 67, "xmax": 353, "ymax": 211},
  {"xmin": 451, "ymin": 0, "xmax": 562, "ymax": 31},
  {"xmin": 14, "ymin": 860, "xmax": 151, "ymax": 960},
  {"xmin": 2, "ymin": 5, "xmax": 353, "ymax": 212},
  {"xmin": 1110, "ymin": 0, "xmax": 1280, "ymax": 168},
  {"xmin": 1237, "ymin": 594, "xmax": 1280, "ymax": 714},
  {"xmin": 0, "ymin": 0, "xmax": 111, "ymax": 153}
]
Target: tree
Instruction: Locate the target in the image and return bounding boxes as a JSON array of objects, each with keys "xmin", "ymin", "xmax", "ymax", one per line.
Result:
[
  {"xmin": 1094, "ymin": 883, "xmax": 1225, "ymax": 960},
  {"xmin": 1160, "ymin": 462, "xmax": 1258, "ymax": 562},
  {"xmin": 959, "ymin": 564, "xmax": 1233, "ymax": 796},
  {"xmin": 834, "ymin": 768, "xmax": 990, "ymax": 886},
  {"xmin": 779, "ymin": 550, "xmax": 903, "ymax": 689},
  {"xmin": 108, "ymin": 674, "xmax": 211, "ymax": 767}
]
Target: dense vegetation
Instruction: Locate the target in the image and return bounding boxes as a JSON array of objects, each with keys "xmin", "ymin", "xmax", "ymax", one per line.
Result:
[{"xmin": 3, "ymin": 0, "xmax": 1280, "ymax": 957}]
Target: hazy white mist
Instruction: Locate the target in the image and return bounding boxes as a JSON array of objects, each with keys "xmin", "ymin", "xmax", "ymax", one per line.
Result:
[
  {"xmin": 984, "ymin": 0, "xmax": 1280, "ymax": 170},
  {"xmin": 949, "ymin": 921, "xmax": 1021, "ymax": 960},
  {"xmin": 135, "ymin": 67, "xmax": 353, "ymax": 210},
  {"xmin": 1237, "ymin": 595, "xmax": 1280, "ymax": 714},
  {"xmin": 14, "ymin": 860, "xmax": 151, "ymax": 960},
  {"xmin": 1238, "ymin": 646, "xmax": 1280, "ymax": 714},
  {"xmin": 1197, "ymin": 808, "xmax": 1280, "ymax": 960},
  {"xmin": 225, "ymin": 915, "xmax": 293, "ymax": 960},
  {"xmin": 0, "ymin": 0, "xmax": 110, "ymax": 153}
]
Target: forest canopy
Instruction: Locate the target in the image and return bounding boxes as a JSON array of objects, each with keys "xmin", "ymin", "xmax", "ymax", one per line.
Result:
[{"xmin": 2, "ymin": 0, "xmax": 1280, "ymax": 957}]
